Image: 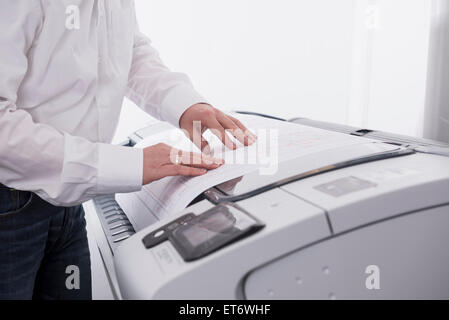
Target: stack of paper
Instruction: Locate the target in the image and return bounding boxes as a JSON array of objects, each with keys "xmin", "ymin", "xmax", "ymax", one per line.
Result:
[{"xmin": 116, "ymin": 114, "xmax": 376, "ymax": 230}]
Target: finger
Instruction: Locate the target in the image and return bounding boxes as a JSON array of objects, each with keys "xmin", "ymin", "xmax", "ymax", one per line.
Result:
[
  {"xmin": 160, "ymin": 165, "xmax": 208, "ymax": 177},
  {"xmin": 229, "ymin": 115, "xmax": 258, "ymax": 141},
  {"xmin": 187, "ymin": 159, "xmax": 223, "ymax": 169},
  {"xmin": 193, "ymin": 130, "xmax": 211, "ymax": 154},
  {"xmin": 228, "ymin": 115, "xmax": 248, "ymax": 132},
  {"xmin": 204, "ymin": 117, "xmax": 236, "ymax": 150},
  {"xmin": 201, "ymin": 137, "xmax": 211, "ymax": 154},
  {"xmin": 199, "ymin": 126, "xmax": 214, "ymax": 155},
  {"xmin": 181, "ymin": 121, "xmax": 212, "ymax": 154},
  {"xmin": 182, "ymin": 152, "xmax": 224, "ymax": 169},
  {"xmin": 170, "ymin": 149, "xmax": 224, "ymax": 167},
  {"xmin": 217, "ymin": 114, "xmax": 249, "ymax": 146},
  {"xmin": 167, "ymin": 147, "xmax": 182, "ymax": 165}
]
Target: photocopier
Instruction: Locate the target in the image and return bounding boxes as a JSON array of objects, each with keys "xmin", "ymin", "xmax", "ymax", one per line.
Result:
[{"xmin": 83, "ymin": 113, "xmax": 449, "ymax": 300}]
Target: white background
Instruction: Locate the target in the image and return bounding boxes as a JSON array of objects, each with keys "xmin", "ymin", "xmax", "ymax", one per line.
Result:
[{"xmin": 119, "ymin": 0, "xmax": 434, "ymax": 139}]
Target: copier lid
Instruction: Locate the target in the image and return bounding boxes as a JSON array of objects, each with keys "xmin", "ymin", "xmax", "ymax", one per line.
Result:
[{"xmin": 281, "ymin": 153, "xmax": 449, "ymax": 234}]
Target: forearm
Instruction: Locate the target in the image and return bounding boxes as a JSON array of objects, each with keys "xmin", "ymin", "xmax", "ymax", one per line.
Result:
[{"xmin": 0, "ymin": 102, "xmax": 143, "ymax": 206}]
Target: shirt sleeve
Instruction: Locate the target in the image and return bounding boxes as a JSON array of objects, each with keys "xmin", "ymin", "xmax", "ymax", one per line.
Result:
[
  {"xmin": 126, "ymin": 2, "xmax": 208, "ymax": 128},
  {"xmin": 0, "ymin": 0, "xmax": 143, "ymax": 207}
]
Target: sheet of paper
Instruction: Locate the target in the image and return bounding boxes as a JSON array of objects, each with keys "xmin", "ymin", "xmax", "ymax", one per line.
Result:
[{"xmin": 116, "ymin": 114, "xmax": 375, "ymax": 230}]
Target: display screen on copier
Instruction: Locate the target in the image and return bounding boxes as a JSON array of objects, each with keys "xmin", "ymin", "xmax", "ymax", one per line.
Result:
[
  {"xmin": 170, "ymin": 204, "xmax": 265, "ymax": 261},
  {"xmin": 181, "ymin": 209, "xmax": 235, "ymax": 246}
]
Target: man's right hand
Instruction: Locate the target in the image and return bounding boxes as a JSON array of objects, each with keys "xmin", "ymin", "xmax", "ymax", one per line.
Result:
[{"xmin": 142, "ymin": 143, "xmax": 225, "ymax": 185}]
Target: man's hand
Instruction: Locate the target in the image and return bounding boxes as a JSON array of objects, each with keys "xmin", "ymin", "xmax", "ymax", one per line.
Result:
[
  {"xmin": 142, "ymin": 143, "xmax": 224, "ymax": 185},
  {"xmin": 179, "ymin": 104, "xmax": 257, "ymax": 153}
]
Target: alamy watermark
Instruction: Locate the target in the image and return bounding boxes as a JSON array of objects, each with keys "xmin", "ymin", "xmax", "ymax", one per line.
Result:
[
  {"xmin": 65, "ymin": 265, "xmax": 80, "ymax": 290},
  {"xmin": 164, "ymin": 121, "xmax": 280, "ymax": 176},
  {"xmin": 65, "ymin": 5, "xmax": 80, "ymax": 30},
  {"xmin": 365, "ymin": 265, "xmax": 381, "ymax": 290}
]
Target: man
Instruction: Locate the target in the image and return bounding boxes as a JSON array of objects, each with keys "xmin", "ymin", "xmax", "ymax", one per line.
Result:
[{"xmin": 0, "ymin": 0, "xmax": 256, "ymax": 300}]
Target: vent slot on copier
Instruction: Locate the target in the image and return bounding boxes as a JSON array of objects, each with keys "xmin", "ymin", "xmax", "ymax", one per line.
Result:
[{"xmin": 93, "ymin": 195, "xmax": 136, "ymax": 252}]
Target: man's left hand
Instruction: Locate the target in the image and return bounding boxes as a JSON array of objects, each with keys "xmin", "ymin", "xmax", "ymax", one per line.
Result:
[{"xmin": 179, "ymin": 103, "xmax": 257, "ymax": 153}]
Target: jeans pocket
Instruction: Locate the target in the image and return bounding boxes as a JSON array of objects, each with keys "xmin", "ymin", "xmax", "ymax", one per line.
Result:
[{"xmin": 0, "ymin": 188, "xmax": 33, "ymax": 217}]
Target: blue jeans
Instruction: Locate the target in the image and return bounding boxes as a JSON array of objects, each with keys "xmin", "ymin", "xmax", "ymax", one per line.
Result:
[{"xmin": 0, "ymin": 185, "xmax": 91, "ymax": 300}]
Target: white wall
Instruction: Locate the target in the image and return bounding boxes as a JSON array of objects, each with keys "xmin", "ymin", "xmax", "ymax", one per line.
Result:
[
  {"xmin": 354, "ymin": 0, "xmax": 432, "ymax": 137},
  {"xmin": 424, "ymin": 0, "xmax": 449, "ymax": 143},
  {"xmin": 122, "ymin": 0, "xmax": 434, "ymax": 138}
]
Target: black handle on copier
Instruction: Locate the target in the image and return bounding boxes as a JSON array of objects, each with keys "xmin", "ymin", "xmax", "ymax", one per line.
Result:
[{"xmin": 205, "ymin": 147, "xmax": 415, "ymax": 204}]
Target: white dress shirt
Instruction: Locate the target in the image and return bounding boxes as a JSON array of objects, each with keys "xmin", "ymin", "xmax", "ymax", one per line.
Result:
[{"xmin": 0, "ymin": 0, "xmax": 206, "ymax": 206}]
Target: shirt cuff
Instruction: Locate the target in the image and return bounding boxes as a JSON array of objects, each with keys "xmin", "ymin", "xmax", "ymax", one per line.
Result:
[
  {"xmin": 97, "ymin": 143, "xmax": 143, "ymax": 194},
  {"xmin": 159, "ymin": 85, "xmax": 208, "ymax": 128}
]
